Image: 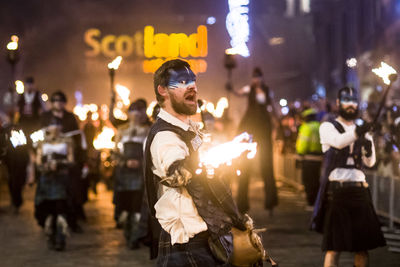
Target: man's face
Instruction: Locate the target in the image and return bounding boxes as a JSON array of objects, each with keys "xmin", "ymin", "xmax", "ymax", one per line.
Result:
[
  {"xmin": 51, "ymin": 98, "xmax": 66, "ymax": 111},
  {"xmin": 251, "ymin": 76, "xmax": 262, "ymax": 86},
  {"xmin": 25, "ymin": 82, "xmax": 34, "ymax": 92},
  {"xmin": 128, "ymin": 109, "xmax": 147, "ymax": 124},
  {"xmin": 338, "ymin": 90, "xmax": 359, "ymax": 120},
  {"xmin": 167, "ymin": 67, "xmax": 198, "ymax": 115}
]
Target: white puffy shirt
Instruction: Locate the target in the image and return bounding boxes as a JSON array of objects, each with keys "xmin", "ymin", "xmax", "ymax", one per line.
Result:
[
  {"xmin": 319, "ymin": 118, "xmax": 376, "ymax": 182},
  {"xmin": 150, "ymin": 109, "xmax": 207, "ymax": 245}
]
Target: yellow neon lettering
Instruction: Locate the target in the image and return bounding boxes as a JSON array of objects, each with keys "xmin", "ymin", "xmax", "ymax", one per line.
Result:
[
  {"xmin": 197, "ymin": 25, "xmax": 208, "ymax": 57},
  {"xmin": 84, "ymin": 28, "xmax": 101, "ymax": 57},
  {"xmin": 101, "ymin": 35, "xmax": 117, "ymax": 58},
  {"xmin": 134, "ymin": 32, "xmax": 144, "ymax": 56},
  {"xmin": 154, "ymin": 33, "xmax": 169, "ymax": 58},
  {"xmin": 144, "ymin": 26, "xmax": 154, "ymax": 58},
  {"xmin": 115, "ymin": 35, "xmax": 133, "ymax": 56},
  {"xmin": 169, "ymin": 33, "xmax": 189, "ymax": 58}
]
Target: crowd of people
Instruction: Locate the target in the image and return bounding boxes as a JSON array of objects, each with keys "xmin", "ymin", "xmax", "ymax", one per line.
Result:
[{"xmin": 0, "ymin": 60, "xmax": 398, "ymax": 266}]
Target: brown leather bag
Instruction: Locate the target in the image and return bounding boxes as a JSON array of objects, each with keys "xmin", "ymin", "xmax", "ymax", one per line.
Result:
[{"xmin": 208, "ymin": 226, "xmax": 278, "ymax": 266}]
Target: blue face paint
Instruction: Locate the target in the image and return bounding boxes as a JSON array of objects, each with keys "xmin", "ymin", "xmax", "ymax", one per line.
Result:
[
  {"xmin": 167, "ymin": 67, "xmax": 196, "ymax": 89},
  {"xmin": 339, "ymin": 89, "xmax": 358, "ymax": 106}
]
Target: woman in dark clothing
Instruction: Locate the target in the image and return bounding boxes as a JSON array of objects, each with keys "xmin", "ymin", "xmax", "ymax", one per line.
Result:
[
  {"xmin": 112, "ymin": 99, "xmax": 151, "ymax": 249},
  {"xmin": 34, "ymin": 124, "xmax": 74, "ymax": 251},
  {"xmin": 237, "ymin": 67, "xmax": 278, "ymax": 214}
]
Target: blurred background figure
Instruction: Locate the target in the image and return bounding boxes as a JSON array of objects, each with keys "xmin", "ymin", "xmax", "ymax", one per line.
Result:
[
  {"xmin": 236, "ymin": 67, "xmax": 278, "ymax": 214},
  {"xmin": 83, "ymin": 111, "xmax": 101, "ymax": 195},
  {"xmin": 34, "ymin": 122, "xmax": 74, "ymax": 251},
  {"xmin": 112, "ymin": 99, "xmax": 151, "ymax": 249},
  {"xmin": 17, "ymin": 77, "xmax": 46, "ymax": 135},
  {"xmin": 295, "ymin": 108, "xmax": 322, "ymax": 209},
  {"xmin": 41, "ymin": 91, "xmax": 87, "ymax": 233}
]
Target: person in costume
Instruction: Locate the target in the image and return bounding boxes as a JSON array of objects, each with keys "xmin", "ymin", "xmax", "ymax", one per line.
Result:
[
  {"xmin": 143, "ymin": 59, "xmax": 271, "ymax": 266},
  {"xmin": 312, "ymin": 87, "xmax": 385, "ymax": 267},
  {"xmin": 236, "ymin": 67, "xmax": 278, "ymax": 214},
  {"xmin": 113, "ymin": 99, "xmax": 151, "ymax": 249},
  {"xmin": 34, "ymin": 122, "xmax": 74, "ymax": 251}
]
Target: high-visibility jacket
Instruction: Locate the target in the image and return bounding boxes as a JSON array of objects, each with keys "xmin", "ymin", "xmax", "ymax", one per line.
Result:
[{"xmin": 296, "ymin": 121, "xmax": 322, "ymax": 155}]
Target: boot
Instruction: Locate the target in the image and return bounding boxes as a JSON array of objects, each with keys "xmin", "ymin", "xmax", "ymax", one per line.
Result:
[
  {"xmin": 55, "ymin": 215, "xmax": 68, "ymax": 251},
  {"xmin": 128, "ymin": 213, "xmax": 141, "ymax": 250},
  {"xmin": 45, "ymin": 215, "xmax": 55, "ymax": 250}
]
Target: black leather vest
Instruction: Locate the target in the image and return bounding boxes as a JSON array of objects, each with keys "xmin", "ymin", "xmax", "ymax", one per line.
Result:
[
  {"xmin": 144, "ymin": 118, "xmax": 241, "ymax": 238},
  {"xmin": 324, "ymin": 120, "xmax": 363, "ymax": 175}
]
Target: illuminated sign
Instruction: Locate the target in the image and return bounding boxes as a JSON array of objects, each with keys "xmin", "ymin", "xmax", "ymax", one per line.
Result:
[
  {"xmin": 226, "ymin": 0, "xmax": 250, "ymax": 57},
  {"xmin": 84, "ymin": 26, "xmax": 208, "ymax": 73}
]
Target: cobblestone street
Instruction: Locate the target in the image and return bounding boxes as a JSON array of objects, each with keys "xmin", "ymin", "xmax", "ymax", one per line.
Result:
[{"xmin": 0, "ymin": 178, "xmax": 399, "ymax": 267}]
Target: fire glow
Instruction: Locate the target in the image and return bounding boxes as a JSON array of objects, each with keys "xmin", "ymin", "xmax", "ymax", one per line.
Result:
[
  {"xmin": 372, "ymin": 62, "xmax": 397, "ymax": 85},
  {"xmin": 93, "ymin": 127, "xmax": 116, "ymax": 150},
  {"xmin": 108, "ymin": 56, "xmax": 122, "ymax": 70},
  {"xmin": 115, "ymin": 84, "xmax": 131, "ymax": 106},
  {"xmin": 10, "ymin": 130, "xmax": 27, "ymax": 148},
  {"xmin": 198, "ymin": 132, "xmax": 257, "ymax": 171}
]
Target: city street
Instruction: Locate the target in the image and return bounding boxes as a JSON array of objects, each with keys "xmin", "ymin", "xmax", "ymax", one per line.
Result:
[{"xmin": 0, "ymin": 178, "xmax": 399, "ymax": 267}]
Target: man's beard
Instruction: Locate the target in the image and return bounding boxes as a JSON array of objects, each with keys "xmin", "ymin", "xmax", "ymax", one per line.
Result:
[
  {"xmin": 339, "ymin": 105, "xmax": 359, "ymax": 121},
  {"xmin": 169, "ymin": 92, "xmax": 197, "ymax": 115}
]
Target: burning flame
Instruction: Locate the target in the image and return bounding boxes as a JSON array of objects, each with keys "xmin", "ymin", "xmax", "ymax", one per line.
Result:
[
  {"xmin": 93, "ymin": 127, "xmax": 116, "ymax": 150},
  {"xmin": 91, "ymin": 112, "xmax": 99, "ymax": 121},
  {"xmin": 199, "ymin": 98, "xmax": 229, "ymax": 118},
  {"xmin": 41, "ymin": 94, "xmax": 48, "ymax": 102},
  {"xmin": 113, "ymin": 108, "xmax": 128, "ymax": 120},
  {"xmin": 146, "ymin": 101, "xmax": 158, "ymax": 117},
  {"xmin": 30, "ymin": 129, "xmax": 45, "ymax": 144},
  {"xmin": 73, "ymin": 105, "xmax": 89, "ymax": 121},
  {"xmin": 7, "ymin": 35, "xmax": 19, "ymax": 50},
  {"xmin": 89, "ymin": 104, "xmax": 98, "ymax": 112},
  {"xmin": 100, "ymin": 104, "xmax": 109, "ymax": 120},
  {"xmin": 205, "ymin": 102, "xmax": 215, "ymax": 114},
  {"xmin": 115, "ymin": 84, "xmax": 131, "ymax": 106},
  {"xmin": 15, "ymin": 80, "xmax": 24, "ymax": 94},
  {"xmin": 10, "ymin": 130, "xmax": 27, "ymax": 148},
  {"xmin": 108, "ymin": 56, "xmax": 122, "ymax": 70},
  {"xmin": 198, "ymin": 132, "xmax": 257, "ymax": 170},
  {"xmin": 214, "ymin": 97, "xmax": 229, "ymax": 118},
  {"xmin": 372, "ymin": 62, "xmax": 397, "ymax": 85}
]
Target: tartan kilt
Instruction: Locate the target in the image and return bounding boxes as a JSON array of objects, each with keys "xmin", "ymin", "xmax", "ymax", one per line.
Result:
[
  {"xmin": 322, "ymin": 186, "xmax": 386, "ymax": 252},
  {"xmin": 157, "ymin": 229, "xmax": 225, "ymax": 267}
]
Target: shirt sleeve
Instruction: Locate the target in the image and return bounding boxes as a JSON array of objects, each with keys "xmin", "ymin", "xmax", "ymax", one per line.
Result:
[
  {"xmin": 363, "ymin": 133, "xmax": 376, "ymax": 167},
  {"xmin": 319, "ymin": 121, "xmax": 357, "ymax": 151},
  {"xmin": 150, "ymin": 131, "xmax": 189, "ymax": 179}
]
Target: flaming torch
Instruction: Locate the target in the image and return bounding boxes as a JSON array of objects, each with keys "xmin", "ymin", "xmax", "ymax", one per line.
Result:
[
  {"xmin": 197, "ymin": 132, "xmax": 257, "ymax": 178},
  {"xmin": 372, "ymin": 62, "xmax": 398, "ymax": 123},
  {"xmin": 93, "ymin": 127, "xmax": 116, "ymax": 150},
  {"xmin": 108, "ymin": 56, "xmax": 122, "ymax": 98},
  {"xmin": 10, "ymin": 129, "xmax": 27, "ymax": 148}
]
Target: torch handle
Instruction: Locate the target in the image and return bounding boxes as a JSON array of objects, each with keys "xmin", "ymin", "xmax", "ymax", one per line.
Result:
[{"xmin": 372, "ymin": 82, "xmax": 394, "ymax": 125}]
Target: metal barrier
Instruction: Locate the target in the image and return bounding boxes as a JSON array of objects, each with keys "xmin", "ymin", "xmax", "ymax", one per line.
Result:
[{"xmin": 274, "ymin": 152, "xmax": 400, "ymax": 228}]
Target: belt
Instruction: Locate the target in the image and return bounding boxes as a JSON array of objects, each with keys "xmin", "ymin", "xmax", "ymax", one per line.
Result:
[
  {"xmin": 171, "ymin": 231, "xmax": 210, "ymax": 251},
  {"xmin": 329, "ymin": 181, "xmax": 368, "ymax": 190}
]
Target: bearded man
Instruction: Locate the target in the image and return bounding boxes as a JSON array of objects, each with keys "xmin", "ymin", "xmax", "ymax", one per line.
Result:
[
  {"xmin": 143, "ymin": 59, "xmax": 251, "ymax": 266},
  {"xmin": 312, "ymin": 87, "xmax": 386, "ymax": 267}
]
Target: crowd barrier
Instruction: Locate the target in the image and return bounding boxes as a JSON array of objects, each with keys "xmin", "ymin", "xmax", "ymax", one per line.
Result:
[{"xmin": 274, "ymin": 152, "xmax": 400, "ymax": 228}]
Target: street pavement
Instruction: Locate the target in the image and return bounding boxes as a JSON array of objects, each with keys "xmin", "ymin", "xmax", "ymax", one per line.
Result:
[{"xmin": 0, "ymin": 178, "xmax": 399, "ymax": 267}]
